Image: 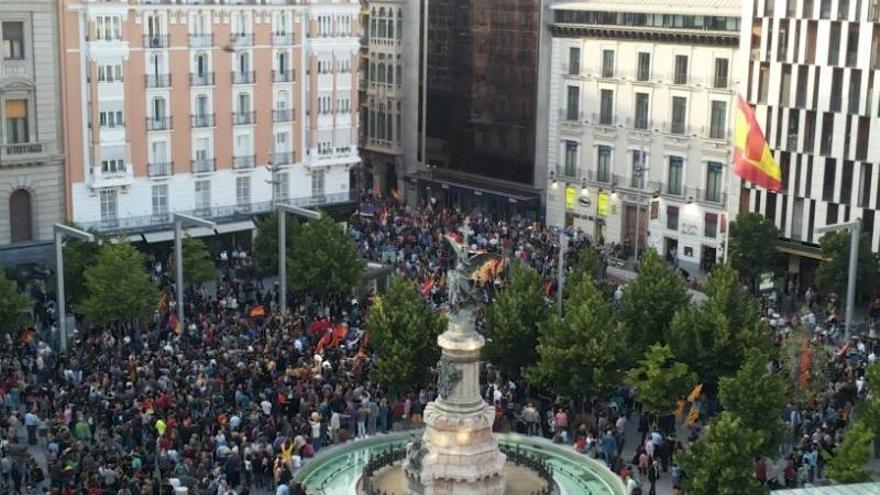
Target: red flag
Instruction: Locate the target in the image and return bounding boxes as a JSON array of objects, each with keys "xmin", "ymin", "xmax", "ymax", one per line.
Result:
[
  {"xmin": 169, "ymin": 313, "xmax": 181, "ymax": 335},
  {"xmin": 316, "ymin": 331, "xmax": 332, "ymax": 355},
  {"xmin": 421, "ymin": 278, "xmax": 433, "ymax": 296},
  {"xmin": 249, "ymin": 305, "xmax": 266, "ymax": 318},
  {"xmin": 331, "ymin": 324, "xmax": 348, "ymax": 348}
]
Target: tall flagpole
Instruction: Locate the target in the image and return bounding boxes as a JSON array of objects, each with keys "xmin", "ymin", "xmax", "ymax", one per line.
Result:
[{"xmin": 723, "ymin": 86, "xmax": 742, "ymax": 265}]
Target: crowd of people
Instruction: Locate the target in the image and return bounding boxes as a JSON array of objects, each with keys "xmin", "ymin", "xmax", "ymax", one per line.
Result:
[{"xmin": 0, "ymin": 195, "xmax": 877, "ymax": 495}]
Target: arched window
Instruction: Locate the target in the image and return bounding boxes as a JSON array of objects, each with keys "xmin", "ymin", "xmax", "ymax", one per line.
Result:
[
  {"xmin": 370, "ymin": 62, "xmax": 376, "ymax": 82},
  {"xmin": 387, "ymin": 65, "xmax": 393, "ymax": 84},
  {"xmin": 388, "ymin": 18, "xmax": 394, "ymax": 39},
  {"xmin": 9, "ymin": 189, "xmax": 32, "ymax": 243},
  {"xmin": 397, "ymin": 9, "xmax": 403, "ymax": 39},
  {"xmin": 377, "ymin": 63, "xmax": 385, "ymax": 83}
]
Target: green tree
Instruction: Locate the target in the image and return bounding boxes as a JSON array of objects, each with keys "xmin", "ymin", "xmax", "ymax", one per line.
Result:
[
  {"xmin": 62, "ymin": 229, "xmax": 102, "ymax": 305},
  {"xmin": 526, "ymin": 277, "xmax": 625, "ymax": 401},
  {"xmin": 729, "ymin": 212, "xmax": 780, "ymax": 293},
  {"xmin": 668, "ymin": 265, "xmax": 765, "ymax": 384},
  {"xmin": 565, "ymin": 248, "xmax": 602, "ymax": 300},
  {"xmin": 681, "ymin": 412, "xmax": 764, "ymax": 495},
  {"xmin": 0, "ymin": 271, "xmax": 31, "ymax": 337},
  {"xmin": 288, "ymin": 215, "xmax": 364, "ymax": 297},
  {"xmin": 816, "ymin": 231, "xmax": 879, "ymax": 304},
  {"xmin": 181, "ymin": 236, "xmax": 216, "ymax": 288},
  {"xmin": 826, "ymin": 421, "xmax": 874, "ymax": 483},
  {"xmin": 620, "ymin": 249, "xmax": 689, "ymax": 360},
  {"xmin": 719, "ymin": 348, "xmax": 786, "ymax": 456},
  {"xmin": 252, "ymin": 212, "xmax": 299, "ymax": 276},
  {"xmin": 367, "ymin": 276, "xmax": 446, "ymax": 392},
  {"xmin": 81, "ymin": 242, "xmax": 159, "ymax": 326},
  {"xmin": 484, "ymin": 262, "xmax": 550, "ymax": 377},
  {"xmin": 626, "ymin": 344, "xmax": 696, "ymax": 416}
]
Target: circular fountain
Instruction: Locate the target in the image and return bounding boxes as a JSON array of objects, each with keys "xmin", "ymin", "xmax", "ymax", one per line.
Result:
[{"xmin": 293, "ymin": 235, "xmax": 625, "ymax": 495}]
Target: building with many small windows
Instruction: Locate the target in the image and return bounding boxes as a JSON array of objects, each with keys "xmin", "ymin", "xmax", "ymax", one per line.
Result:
[
  {"xmin": 0, "ymin": 0, "xmax": 65, "ymax": 259},
  {"xmin": 544, "ymin": 0, "xmax": 742, "ymax": 272},
  {"xmin": 59, "ymin": 0, "xmax": 360, "ymax": 239},
  {"xmin": 738, "ymin": 0, "xmax": 880, "ymax": 290}
]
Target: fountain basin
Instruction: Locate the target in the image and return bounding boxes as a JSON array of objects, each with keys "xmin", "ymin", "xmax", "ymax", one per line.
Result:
[{"xmin": 293, "ymin": 431, "xmax": 626, "ymax": 495}]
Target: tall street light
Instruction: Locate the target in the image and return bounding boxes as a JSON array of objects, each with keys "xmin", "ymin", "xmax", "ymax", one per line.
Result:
[
  {"xmin": 173, "ymin": 214, "xmax": 217, "ymax": 327},
  {"xmin": 277, "ymin": 204, "xmax": 321, "ymax": 313},
  {"xmin": 816, "ymin": 219, "xmax": 861, "ymax": 340},
  {"xmin": 54, "ymin": 224, "xmax": 95, "ymax": 353},
  {"xmin": 633, "ymin": 139, "xmax": 648, "ymax": 262}
]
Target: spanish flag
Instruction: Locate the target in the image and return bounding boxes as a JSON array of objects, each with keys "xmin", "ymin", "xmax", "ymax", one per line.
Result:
[
  {"xmin": 733, "ymin": 96, "xmax": 782, "ymax": 192},
  {"xmin": 168, "ymin": 313, "xmax": 181, "ymax": 335}
]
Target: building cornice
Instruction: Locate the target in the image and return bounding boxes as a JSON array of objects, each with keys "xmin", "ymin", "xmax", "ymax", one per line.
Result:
[{"xmin": 550, "ymin": 24, "xmax": 739, "ymax": 46}]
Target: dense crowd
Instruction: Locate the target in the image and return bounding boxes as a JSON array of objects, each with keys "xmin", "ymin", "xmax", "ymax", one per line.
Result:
[{"xmin": 0, "ymin": 196, "xmax": 876, "ymax": 495}]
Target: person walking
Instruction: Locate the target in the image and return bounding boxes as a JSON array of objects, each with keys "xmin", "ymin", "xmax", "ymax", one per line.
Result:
[{"xmin": 24, "ymin": 409, "xmax": 39, "ymax": 446}]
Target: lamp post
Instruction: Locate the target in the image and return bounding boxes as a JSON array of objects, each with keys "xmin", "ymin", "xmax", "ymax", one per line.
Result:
[
  {"xmin": 816, "ymin": 219, "xmax": 861, "ymax": 340},
  {"xmin": 173, "ymin": 214, "xmax": 217, "ymax": 328},
  {"xmin": 277, "ymin": 204, "xmax": 321, "ymax": 314},
  {"xmin": 54, "ymin": 224, "xmax": 95, "ymax": 353},
  {"xmin": 633, "ymin": 139, "xmax": 648, "ymax": 262}
]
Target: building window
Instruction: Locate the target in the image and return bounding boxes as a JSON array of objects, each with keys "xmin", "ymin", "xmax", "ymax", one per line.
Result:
[
  {"xmin": 634, "ymin": 93, "xmax": 649, "ymax": 129},
  {"xmin": 705, "ymin": 213, "xmax": 719, "ymax": 238},
  {"xmin": 95, "ymin": 16, "xmax": 122, "ymax": 41},
  {"xmin": 194, "ymin": 180, "xmax": 211, "ymax": 212},
  {"xmin": 597, "ymin": 146, "xmax": 611, "ymax": 182},
  {"xmin": 667, "ymin": 157, "xmax": 683, "ymax": 195},
  {"xmin": 601, "ymin": 50, "xmax": 614, "ymax": 78},
  {"xmin": 151, "ymin": 184, "xmax": 168, "ymax": 218},
  {"xmin": 274, "ymin": 172, "xmax": 289, "ymax": 201},
  {"xmin": 101, "ymin": 159, "xmax": 125, "ymax": 173},
  {"xmin": 566, "ymin": 86, "xmax": 580, "ymax": 120},
  {"xmin": 8, "ymin": 189, "xmax": 32, "ymax": 243},
  {"xmin": 713, "ymin": 58, "xmax": 729, "ymax": 88},
  {"xmin": 99, "ymin": 110, "xmax": 124, "ymax": 128},
  {"xmin": 705, "ymin": 162, "xmax": 723, "ymax": 202},
  {"xmin": 3, "ymin": 22, "xmax": 24, "ymax": 60},
  {"xmin": 631, "ymin": 150, "xmax": 646, "ymax": 188},
  {"xmin": 97, "ymin": 64, "xmax": 123, "ymax": 82},
  {"xmin": 674, "ymin": 55, "xmax": 688, "ymax": 84},
  {"xmin": 5, "ymin": 99, "xmax": 28, "ymax": 144},
  {"xmin": 637, "ymin": 52, "xmax": 651, "ymax": 81},
  {"xmin": 311, "ymin": 169, "xmax": 325, "ymax": 197},
  {"xmin": 568, "ymin": 47, "xmax": 580, "ymax": 75},
  {"xmin": 671, "ymin": 96, "xmax": 687, "ymax": 135},
  {"xmin": 599, "ymin": 89, "xmax": 613, "ymax": 125},
  {"xmin": 99, "ymin": 189, "xmax": 118, "ymax": 226},
  {"xmin": 666, "ymin": 205, "xmax": 679, "ymax": 231},
  {"xmin": 236, "ymin": 176, "xmax": 251, "ymax": 207},
  {"xmin": 709, "ymin": 101, "xmax": 727, "ymax": 139},
  {"xmin": 563, "ymin": 141, "xmax": 578, "ymax": 177}
]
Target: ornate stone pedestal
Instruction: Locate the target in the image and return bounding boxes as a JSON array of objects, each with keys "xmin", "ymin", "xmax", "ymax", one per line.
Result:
[{"xmin": 404, "ymin": 308, "xmax": 507, "ymax": 495}]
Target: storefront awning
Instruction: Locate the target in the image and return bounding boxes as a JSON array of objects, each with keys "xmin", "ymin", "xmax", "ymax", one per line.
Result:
[{"xmin": 141, "ymin": 220, "xmax": 256, "ymax": 244}]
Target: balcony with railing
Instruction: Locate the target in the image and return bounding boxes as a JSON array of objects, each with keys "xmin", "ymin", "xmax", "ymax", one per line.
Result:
[
  {"xmin": 232, "ymin": 71, "xmax": 256, "ymax": 84},
  {"xmin": 273, "ymin": 109, "xmax": 294, "ymax": 122},
  {"xmin": 229, "ymin": 33, "xmax": 254, "ymax": 47},
  {"xmin": 188, "ymin": 33, "xmax": 213, "ymax": 48},
  {"xmin": 190, "ymin": 72, "xmax": 215, "ymax": 86},
  {"xmin": 143, "ymin": 34, "xmax": 170, "ymax": 49},
  {"xmin": 233, "ymin": 155, "xmax": 255, "ymax": 170},
  {"xmin": 232, "ymin": 111, "xmax": 256, "ymax": 125},
  {"xmin": 272, "ymin": 32, "xmax": 294, "ymax": 45},
  {"xmin": 145, "ymin": 116, "xmax": 173, "ymax": 131},
  {"xmin": 271, "ymin": 151, "xmax": 295, "ymax": 166},
  {"xmin": 144, "ymin": 74, "xmax": 171, "ymax": 88},
  {"xmin": 191, "ymin": 113, "xmax": 215, "ymax": 128},
  {"xmin": 192, "ymin": 158, "xmax": 216, "ymax": 174},
  {"xmin": 148, "ymin": 161, "xmax": 172, "ymax": 177},
  {"xmin": 90, "ymin": 162, "xmax": 134, "ymax": 189},
  {"xmin": 273, "ymin": 70, "xmax": 294, "ymax": 83}
]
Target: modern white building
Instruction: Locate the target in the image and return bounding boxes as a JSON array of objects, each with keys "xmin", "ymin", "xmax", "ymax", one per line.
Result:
[
  {"xmin": 544, "ymin": 0, "xmax": 742, "ymax": 272},
  {"xmin": 739, "ymin": 0, "xmax": 880, "ymax": 291},
  {"xmin": 58, "ymin": 0, "xmax": 360, "ymax": 238},
  {"xmin": 0, "ymin": 1, "xmax": 65, "ymax": 256}
]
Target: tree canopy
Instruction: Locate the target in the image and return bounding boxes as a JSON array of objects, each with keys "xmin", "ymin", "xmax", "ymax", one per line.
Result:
[
  {"xmin": 728, "ymin": 212, "xmax": 780, "ymax": 292},
  {"xmin": 287, "ymin": 215, "xmax": 364, "ymax": 297},
  {"xmin": 483, "ymin": 262, "xmax": 550, "ymax": 377},
  {"xmin": 816, "ymin": 230, "xmax": 879, "ymax": 304},
  {"xmin": 252, "ymin": 212, "xmax": 299, "ymax": 276},
  {"xmin": 180, "ymin": 236, "xmax": 216, "ymax": 288},
  {"xmin": 62, "ymin": 229, "xmax": 102, "ymax": 305},
  {"xmin": 526, "ymin": 276, "xmax": 625, "ymax": 401},
  {"xmin": 0, "ymin": 270, "xmax": 31, "ymax": 337},
  {"xmin": 620, "ymin": 248, "xmax": 689, "ymax": 360},
  {"xmin": 826, "ymin": 420, "xmax": 874, "ymax": 483},
  {"xmin": 626, "ymin": 344, "xmax": 696, "ymax": 416},
  {"xmin": 681, "ymin": 412, "xmax": 765, "ymax": 495},
  {"xmin": 367, "ymin": 276, "xmax": 446, "ymax": 392},
  {"xmin": 81, "ymin": 242, "xmax": 159, "ymax": 326}
]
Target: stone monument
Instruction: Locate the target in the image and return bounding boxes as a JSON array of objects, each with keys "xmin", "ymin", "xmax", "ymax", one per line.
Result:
[{"xmin": 403, "ymin": 225, "xmax": 507, "ymax": 495}]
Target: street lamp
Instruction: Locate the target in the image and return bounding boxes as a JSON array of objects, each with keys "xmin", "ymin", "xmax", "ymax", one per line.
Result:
[
  {"xmin": 816, "ymin": 219, "xmax": 861, "ymax": 340},
  {"xmin": 633, "ymin": 142, "xmax": 649, "ymax": 261},
  {"xmin": 173, "ymin": 214, "xmax": 217, "ymax": 327},
  {"xmin": 277, "ymin": 204, "xmax": 321, "ymax": 313},
  {"xmin": 54, "ymin": 224, "xmax": 95, "ymax": 353}
]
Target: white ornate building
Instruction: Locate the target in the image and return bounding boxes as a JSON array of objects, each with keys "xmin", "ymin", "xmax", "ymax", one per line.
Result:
[{"xmin": 544, "ymin": 0, "xmax": 743, "ymax": 272}]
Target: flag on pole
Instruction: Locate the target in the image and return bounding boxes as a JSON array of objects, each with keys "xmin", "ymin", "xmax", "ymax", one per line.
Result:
[
  {"xmin": 169, "ymin": 313, "xmax": 181, "ymax": 335},
  {"xmin": 686, "ymin": 383, "xmax": 703, "ymax": 403},
  {"xmin": 733, "ymin": 95, "xmax": 782, "ymax": 192},
  {"xmin": 685, "ymin": 404, "xmax": 700, "ymax": 426}
]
